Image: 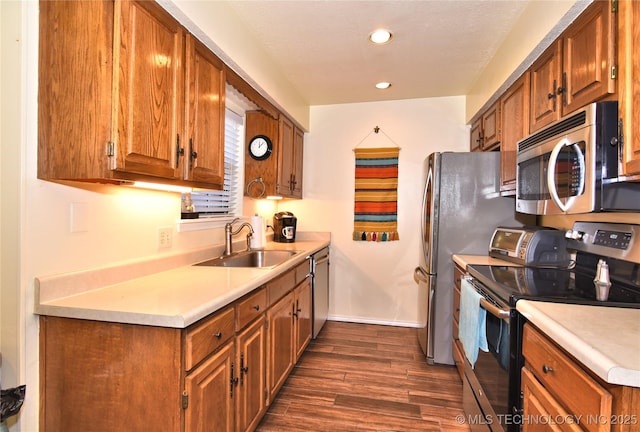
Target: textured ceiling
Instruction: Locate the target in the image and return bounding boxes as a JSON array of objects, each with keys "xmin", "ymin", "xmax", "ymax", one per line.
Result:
[{"xmin": 225, "ymin": 0, "xmax": 531, "ymax": 106}]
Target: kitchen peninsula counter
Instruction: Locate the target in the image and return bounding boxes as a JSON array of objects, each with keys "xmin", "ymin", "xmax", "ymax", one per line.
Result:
[
  {"xmin": 35, "ymin": 233, "xmax": 330, "ymax": 328},
  {"xmin": 517, "ymin": 299, "xmax": 640, "ymax": 388}
]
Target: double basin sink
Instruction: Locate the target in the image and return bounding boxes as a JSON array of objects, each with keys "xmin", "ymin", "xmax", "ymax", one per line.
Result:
[{"xmin": 194, "ymin": 249, "xmax": 300, "ymax": 268}]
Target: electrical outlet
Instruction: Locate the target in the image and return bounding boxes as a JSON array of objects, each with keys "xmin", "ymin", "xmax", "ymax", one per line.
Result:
[{"xmin": 158, "ymin": 227, "xmax": 173, "ymax": 250}]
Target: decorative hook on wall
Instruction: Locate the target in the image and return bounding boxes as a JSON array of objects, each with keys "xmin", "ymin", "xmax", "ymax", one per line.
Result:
[{"xmin": 353, "ymin": 125, "xmax": 401, "ymax": 150}]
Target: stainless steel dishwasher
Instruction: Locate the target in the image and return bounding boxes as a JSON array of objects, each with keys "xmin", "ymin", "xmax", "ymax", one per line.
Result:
[{"xmin": 309, "ymin": 247, "xmax": 330, "ymax": 338}]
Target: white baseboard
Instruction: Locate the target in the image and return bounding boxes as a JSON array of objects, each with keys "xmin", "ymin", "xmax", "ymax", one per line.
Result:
[{"xmin": 326, "ymin": 315, "xmax": 421, "ymax": 328}]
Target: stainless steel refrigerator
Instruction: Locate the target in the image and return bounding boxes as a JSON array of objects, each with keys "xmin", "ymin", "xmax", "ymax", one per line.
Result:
[{"xmin": 413, "ymin": 152, "xmax": 532, "ymax": 365}]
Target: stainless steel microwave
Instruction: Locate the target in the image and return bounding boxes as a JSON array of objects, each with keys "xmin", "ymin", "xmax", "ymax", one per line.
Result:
[{"xmin": 516, "ymin": 101, "xmax": 640, "ymax": 215}]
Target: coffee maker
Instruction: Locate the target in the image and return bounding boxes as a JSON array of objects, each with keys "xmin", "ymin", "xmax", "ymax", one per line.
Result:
[{"xmin": 273, "ymin": 212, "xmax": 297, "ymax": 243}]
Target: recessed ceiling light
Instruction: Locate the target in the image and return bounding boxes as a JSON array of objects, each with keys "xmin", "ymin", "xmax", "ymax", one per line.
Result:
[
  {"xmin": 375, "ymin": 82, "xmax": 391, "ymax": 89},
  {"xmin": 369, "ymin": 29, "xmax": 393, "ymax": 44}
]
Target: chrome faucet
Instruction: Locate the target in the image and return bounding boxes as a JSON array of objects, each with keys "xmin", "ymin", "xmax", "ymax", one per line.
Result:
[{"xmin": 224, "ymin": 218, "xmax": 254, "ymax": 256}]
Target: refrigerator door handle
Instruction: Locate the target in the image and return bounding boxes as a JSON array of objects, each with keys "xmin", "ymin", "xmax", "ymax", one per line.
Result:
[{"xmin": 413, "ymin": 266, "xmax": 429, "ymax": 284}]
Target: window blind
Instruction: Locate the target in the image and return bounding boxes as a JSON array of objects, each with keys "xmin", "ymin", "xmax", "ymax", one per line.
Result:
[{"xmin": 186, "ymin": 109, "xmax": 244, "ymax": 218}]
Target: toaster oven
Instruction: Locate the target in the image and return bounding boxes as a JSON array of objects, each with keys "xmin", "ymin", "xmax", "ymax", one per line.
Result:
[{"xmin": 489, "ymin": 226, "xmax": 571, "ymax": 267}]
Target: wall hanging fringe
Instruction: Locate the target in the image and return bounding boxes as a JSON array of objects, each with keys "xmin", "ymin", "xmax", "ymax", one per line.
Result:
[{"xmin": 353, "ymin": 146, "xmax": 400, "ymax": 242}]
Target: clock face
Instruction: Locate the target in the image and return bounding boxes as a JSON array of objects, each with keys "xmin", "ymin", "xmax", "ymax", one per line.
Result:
[{"xmin": 249, "ymin": 135, "xmax": 272, "ymax": 160}]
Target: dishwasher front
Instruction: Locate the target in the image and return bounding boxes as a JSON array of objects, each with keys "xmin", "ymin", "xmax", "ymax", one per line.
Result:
[{"xmin": 310, "ymin": 247, "xmax": 330, "ymax": 338}]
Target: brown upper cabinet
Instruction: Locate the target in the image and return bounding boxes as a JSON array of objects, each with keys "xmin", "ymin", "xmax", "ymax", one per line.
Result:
[
  {"xmin": 184, "ymin": 36, "xmax": 226, "ymax": 187},
  {"xmin": 499, "ymin": 72, "xmax": 530, "ymax": 194},
  {"xmin": 530, "ymin": 0, "xmax": 615, "ymax": 133},
  {"xmin": 38, "ymin": 0, "xmax": 225, "ymax": 189},
  {"xmin": 470, "ymin": 101, "xmax": 501, "ymax": 152},
  {"xmin": 618, "ymin": 0, "xmax": 640, "ymax": 177},
  {"xmin": 245, "ymin": 111, "xmax": 305, "ymax": 199},
  {"xmin": 276, "ymin": 116, "xmax": 304, "ymax": 198}
]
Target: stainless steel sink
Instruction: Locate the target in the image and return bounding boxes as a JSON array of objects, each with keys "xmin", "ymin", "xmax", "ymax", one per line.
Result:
[{"xmin": 194, "ymin": 249, "xmax": 299, "ymax": 268}]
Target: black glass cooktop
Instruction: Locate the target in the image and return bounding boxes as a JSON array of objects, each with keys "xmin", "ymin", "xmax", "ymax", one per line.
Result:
[{"xmin": 467, "ymin": 262, "xmax": 640, "ymax": 309}]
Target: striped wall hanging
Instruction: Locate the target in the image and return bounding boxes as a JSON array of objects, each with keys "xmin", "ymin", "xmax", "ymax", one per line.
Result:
[{"xmin": 353, "ymin": 147, "xmax": 400, "ymax": 242}]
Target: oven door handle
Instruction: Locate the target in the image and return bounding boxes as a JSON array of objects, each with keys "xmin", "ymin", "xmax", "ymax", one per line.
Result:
[{"xmin": 480, "ymin": 297, "xmax": 510, "ymax": 320}]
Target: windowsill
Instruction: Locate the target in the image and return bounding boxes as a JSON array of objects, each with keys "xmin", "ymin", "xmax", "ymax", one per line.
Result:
[{"xmin": 176, "ymin": 217, "xmax": 234, "ymax": 232}]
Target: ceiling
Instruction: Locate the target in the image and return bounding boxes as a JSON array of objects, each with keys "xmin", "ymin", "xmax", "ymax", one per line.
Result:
[{"xmin": 225, "ymin": 0, "xmax": 532, "ymax": 106}]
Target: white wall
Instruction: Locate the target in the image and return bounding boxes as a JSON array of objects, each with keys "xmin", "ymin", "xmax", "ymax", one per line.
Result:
[
  {"xmin": 281, "ymin": 97, "xmax": 468, "ymax": 326},
  {"xmin": 1, "ymin": 0, "xmax": 24, "ymax": 415}
]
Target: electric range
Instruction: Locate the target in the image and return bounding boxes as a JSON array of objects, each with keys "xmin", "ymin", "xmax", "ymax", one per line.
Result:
[{"xmin": 462, "ymin": 221, "xmax": 640, "ymax": 432}]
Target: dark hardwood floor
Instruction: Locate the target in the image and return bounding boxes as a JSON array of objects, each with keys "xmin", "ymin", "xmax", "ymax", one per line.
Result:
[{"xmin": 257, "ymin": 321, "xmax": 471, "ymax": 431}]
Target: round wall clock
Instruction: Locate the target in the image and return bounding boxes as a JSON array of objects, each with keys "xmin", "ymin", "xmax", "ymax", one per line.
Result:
[{"xmin": 248, "ymin": 135, "xmax": 273, "ymax": 161}]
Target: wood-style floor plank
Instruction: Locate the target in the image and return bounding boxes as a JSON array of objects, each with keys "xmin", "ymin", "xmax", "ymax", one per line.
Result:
[{"xmin": 257, "ymin": 321, "xmax": 470, "ymax": 431}]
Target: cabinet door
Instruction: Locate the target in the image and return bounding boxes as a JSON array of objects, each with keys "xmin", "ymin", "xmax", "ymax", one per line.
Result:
[
  {"xmin": 267, "ymin": 291, "xmax": 294, "ymax": 403},
  {"xmin": 294, "ymin": 278, "xmax": 312, "ymax": 361},
  {"xmin": 481, "ymin": 101, "xmax": 501, "ymax": 151},
  {"xmin": 236, "ymin": 317, "xmax": 267, "ymax": 432},
  {"xmin": 521, "ymin": 367, "xmax": 582, "ymax": 432},
  {"xmin": 185, "ymin": 342, "xmax": 235, "ymax": 432},
  {"xmin": 40, "ymin": 317, "xmax": 182, "ymax": 431},
  {"xmin": 276, "ymin": 116, "xmax": 295, "ymax": 196},
  {"xmin": 500, "ymin": 72, "xmax": 530, "ymax": 194},
  {"xmin": 244, "ymin": 111, "xmax": 279, "ymax": 198},
  {"xmin": 618, "ymin": 0, "xmax": 640, "ymax": 176},
  {"xmin": 38, "ymin": 0, "xmax": 114, "ymax": 181},
  {"xmin": 185, "ymin": 35, "xmax": 225, "ymax": 188},
  {"xmin": 530, "ymin": 40, "xmax": 562, "ymax": 133},
  {"xmin": 562, "ymin": 0, "xmax": 615, "ymax": 115},
  {"xmin": 113, "ymin": 0, "xmax": 184, "ymax": 180},
  {"xmin": 469, "ymin": 118, "xmax": 483, "ymax": 152},
  {"xmin": 291, "ymin": 126, "xmax": 304, "ymax": 198}
]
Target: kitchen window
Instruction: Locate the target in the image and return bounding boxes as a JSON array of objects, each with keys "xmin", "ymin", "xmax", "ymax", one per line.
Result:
[{"xmin": 179, "ymin": 108, "xmax": 244, "ymax": 227}]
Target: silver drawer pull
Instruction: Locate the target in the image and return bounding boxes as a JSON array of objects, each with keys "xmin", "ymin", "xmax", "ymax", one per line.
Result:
[
  {"xmin": 214, "ymin": 332, "xmax": 222, "ymax": 339},
  {"xmin": 542, "ymin": 364, "xmax": 554, "ymax": 374}
]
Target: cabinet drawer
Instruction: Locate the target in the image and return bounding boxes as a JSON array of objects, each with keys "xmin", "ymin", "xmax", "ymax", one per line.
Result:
[
  {"xmin": 523, "ymin": 324, "xmax": 612, "ymax": 432},
  {"xmin": 184, "ymin": 306, "xmax": 235, "ymax": 371},
  {"xmin": 295, "ymin": 260, "xmax": 310, "ymax": 284},
  {"xmin": 236, "ymin": 287, "xmax": 267, "ymax": 331},
  {"xmin": 452, "ymin": 339, "xmax": 464, "ymax": 380},
  {"xmin": 453, "ymin": 314, "xmax": 459, "ymax": 341},
  {"xmin": 453, "ymin": 285, "xmax": 461, "ymax": 324},
  {"xmin": 522, "ymin": 367, "xmax": 582, "ymax": 432},
  {"xmin": 454, "ymin": 265, "xmax": 464, "ymax": 290},
  {"xmin": 267, "ymin": 269, "xmax": 296, "ymax": 306}
]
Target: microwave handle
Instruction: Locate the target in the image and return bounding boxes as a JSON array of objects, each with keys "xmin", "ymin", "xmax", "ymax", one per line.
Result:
[{"xmin": 547, "ymin": 138, "xmax": 585, "ymax": 213}]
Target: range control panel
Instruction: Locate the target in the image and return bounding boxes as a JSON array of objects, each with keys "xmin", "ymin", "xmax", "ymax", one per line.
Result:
[
  {"xmin": 593, "ymin": 230, "xmax": 633, "ymax": 250},
  {"xmin": 567, "ymin": 222, "xmax": 639, "ymax": 263}
]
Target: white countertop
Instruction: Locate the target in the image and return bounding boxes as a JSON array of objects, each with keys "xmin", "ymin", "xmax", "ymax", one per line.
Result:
[
  {"xmin": 517, "ymin": 300, "xmax": 640, "ymax": 388},
  {"xmin": 35, "ymin": 234, "xmax": 330, "ymax": 328},
  {"xmin": 452, "ymin": 254, "xmax": 520, "ymax": 268}
]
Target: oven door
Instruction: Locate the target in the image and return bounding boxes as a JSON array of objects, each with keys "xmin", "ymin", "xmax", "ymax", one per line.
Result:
[
  {"xmin": 476, "ymin": 299, "xmax": 510, "ymax": 431},
  {"xmin": 463, "ymin": 294, "xmax": 511, "ymax": 432}
]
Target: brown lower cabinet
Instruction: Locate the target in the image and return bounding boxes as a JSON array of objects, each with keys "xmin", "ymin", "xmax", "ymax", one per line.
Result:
[
  {"xmin": 266, "ymin": 274, "xmax": 312, "ymax": 404},
  {"xmin": 522, "ymin": 323, "xmax": 640, "ymax": 432},
  {"xmin": 452, "ymin": 263, "xmax": 464, "ymax": 380},
  {"xmin": 39, "ymin": 260, "xmax": 312, "ymax": 432}
]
